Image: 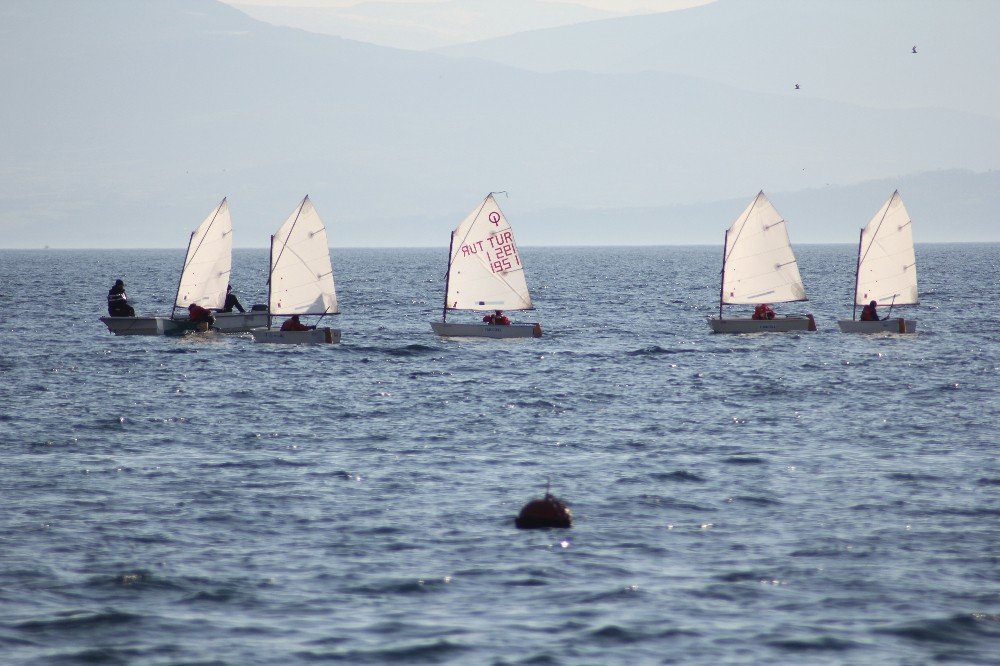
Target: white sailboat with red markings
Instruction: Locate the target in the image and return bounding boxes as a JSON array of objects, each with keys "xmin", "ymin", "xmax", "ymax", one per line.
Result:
[
  {"xmin": 250, "ymin": 196, "xmax": 341, "ymax": 344},
  {"xmin": 708, "ymin": 191, "xmax": 816, "ymax": 333},
  {"xmin": 838, "ymin": 191, "xmax": 918, "ymax": 334},
  {"xmin": 431, "ymin": 193, "xmax": 542, "ymax": 339}
]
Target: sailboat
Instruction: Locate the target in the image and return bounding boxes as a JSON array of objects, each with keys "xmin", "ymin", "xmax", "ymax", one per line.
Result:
[
  {"xmin": 708, "ymin": 191, "xmax": 817, "ymax": 333},
  {"xmin": 838, "ymin": 191, "xmax": 918, "ymax": 334},
  {"xmin": 430, "ymin": 193, "xmax": 542, "ymax": 339},
  {"xmin": 250, "ymin": 196, "xmax": 341, "ymax": 344},
  {"xmin": 100, "ymin": 198, "xmax": 267, "ymax": 336}
]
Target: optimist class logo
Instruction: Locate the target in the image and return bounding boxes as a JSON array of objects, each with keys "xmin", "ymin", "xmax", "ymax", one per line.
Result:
[{"xmin": 488, "ymin": 212, "xmax": 501, "ymax": 226}]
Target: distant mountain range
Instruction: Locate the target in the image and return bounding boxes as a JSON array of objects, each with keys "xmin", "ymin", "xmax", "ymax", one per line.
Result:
[
  {"xmin": 517, "ymin": 169, "xmax": 1000, "ymax": 247},
  {"xmin": 0, "ymin": 0, "xmax": 996, "ymax": 248}
]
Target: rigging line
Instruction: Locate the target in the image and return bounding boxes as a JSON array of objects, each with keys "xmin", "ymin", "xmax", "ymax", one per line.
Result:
[
  {"xmin": 858, "ymin": 191, "xmax": 898, "ymax": 268},
  {"xmin": 279, "ymin": 245, "xmax": 327, "ymax": 284},
  {"xmin": 271, "ymin": 196, "xmax": 309, "ymax": 284},
  {"xmin": 724, "ymin": 191, "xmax": 764, "ymax": 264},
  {"xmin": 315, "ymin": 305, "xmax": 332, "ymax": 327},
  {"xmin": 272, "ymin": 244, "xmax": 335, "ymax": 307},
  {"xmin": 184, "ymin": 198, "xmax": 227, "ymax": 273},
  {"xmin": 489, "ymin": 269, "xmax": 532, "ymax": 307},
  {"xmin": 470, "ymin": 242, "xmax": 532, "ymax": 306},
  {"xmin": 449, "ymin": 195, "xmax": 495, "ymax": 268}
]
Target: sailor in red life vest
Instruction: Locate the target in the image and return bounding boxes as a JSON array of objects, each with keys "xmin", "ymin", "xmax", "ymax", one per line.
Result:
[
  {"xmin": 860, "ymin": 300, "xmax": 880, "ymax": 321},
  {"xmin": 752, "ymin": 303, "xmax": 776, "ymax": 320},
  {"xmin": 187, "ymin": 303, "xmax": 215, "ymax": 326},
  {"xmin": 280, "ymin": 315, "xmax": 312, "ymax": 331},
  {"xmin": 483, "ymin": 309, "xmax": 511, "ymax": 325}
]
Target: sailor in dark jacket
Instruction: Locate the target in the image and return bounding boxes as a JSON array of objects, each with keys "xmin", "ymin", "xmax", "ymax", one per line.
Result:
[
  {"xmin": 107, "ymin": 279, "xmax": 135, "ymax": 317},
  {"xmin": 221, "ymin": 285, "xmax": 245, "ymax": 313}
]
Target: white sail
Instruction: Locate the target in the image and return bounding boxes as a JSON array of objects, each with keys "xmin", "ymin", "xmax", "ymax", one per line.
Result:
[
  {"xmin": 854, "ymin": 191, "xmax": 918, "ymax": 306},
  {"xmin": 721, "ymin": 191, "xmax": 806, "ymax": 304},
  {"xmin": 174, "ymin": 198, "xmax": 233, "ymax": 310},
  {"xmin": 269, "ymin": 196, "xmax": 338, "ymax": 316},
  {"xmin": 445, "ymin": 194, "xmax": 532, "ymax": 312}
]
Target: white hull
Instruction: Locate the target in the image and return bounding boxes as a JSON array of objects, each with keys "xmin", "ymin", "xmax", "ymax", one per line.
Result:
[
  {"xmin": 209, "ymin": 312, "xmax": 269, "ymax": 333},
  {"xmin": 431, "ymin": 322, "xmax": 542, "ymax": 338},
  {"xmin": 101, "ymin": 311, "xmax": 269, "ymax": 336},
  {"xmin": 708, "ymin": 315, "xmax": 817, "ymax": 334},
  {"xmin": 100, "ymin": 316, "xmax": 182, "ymax": 336},
  {"xmin": 838, "ymin": 318, "xmax": 915, "ymax": 334},
  {"xmin": 250, "ymin": 327, "xmax": 341, "ymax": 344}
]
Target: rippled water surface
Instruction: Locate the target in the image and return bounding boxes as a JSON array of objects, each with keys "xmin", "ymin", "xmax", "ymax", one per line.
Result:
[{"xmin": 1, "ymin": 245, "xmax": 998, "ymax": 665}]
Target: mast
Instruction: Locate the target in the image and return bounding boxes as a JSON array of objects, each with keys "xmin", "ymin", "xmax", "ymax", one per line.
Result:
[
  {"xmin": 851, "ymin": 226, "xmax": 863, "ymax": 320},
  {"xmin": 267, "ymin": 234, "xmax": 274, "ymax": 329},
  {"xmin": 171, "ymin": 229, "xmax": 197, "ymax": 320},
  {"xmin": 442, "ymin": 230, "xmax": 455, "ymax": 323},
  {"xmin": 718, "ymin": 229, "xmax": 728, "ymax": 319}
]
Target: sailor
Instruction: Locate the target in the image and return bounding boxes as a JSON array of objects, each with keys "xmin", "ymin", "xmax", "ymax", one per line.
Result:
[
  {"xmin": 220, "ymin": 285, "xmax": 245, "ymax": 313},
  {"xmin": 860, "ymin": 300, "xmax": 880, "ymax": 321},
  {"xmin": 187, "ymin": 303, "xmax": 215, "ymax": 330},
  {"xmin": 280, "ymin": 315, "xmax": 312, "ymax": 331},
  {"xmin": 483, "ymin": 309, "xmax": 511, "ymax": 325},
  {"xmin": 752, "ymin": 303, "xmax": 775, "ymax": 320},
  {"xmin": 107, "ymin": 279, "xmax": 135, "ymax": 317}
]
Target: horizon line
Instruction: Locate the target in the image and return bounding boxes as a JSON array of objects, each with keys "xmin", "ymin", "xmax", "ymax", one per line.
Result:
[{"xmin": 3, "ymin": 240, "xmax": 997, "ymax": 251}]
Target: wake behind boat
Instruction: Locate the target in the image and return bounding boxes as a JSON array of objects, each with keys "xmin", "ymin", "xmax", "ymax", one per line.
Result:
[
  {"xmin": 838, "ymin": 191, "xmax": 918, "ymax": 334},
  {"xmin": 430, "ymin": 193, "xmax": 542, "ymax": 339},
  {"xmin": 708, "ymin": 191, "xmax": 816, "ymax": 333},
  {"xmin": 100, "ymin": 198, "xmax": 266, "ymax": 336},
  {"xmin": 250, "ymin": 196, "xmax": 341, "ymax": 345}
]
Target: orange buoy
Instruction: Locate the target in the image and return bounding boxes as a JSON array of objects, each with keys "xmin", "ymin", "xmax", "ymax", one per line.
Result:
[{"xmin": 515, "ymin": 492, "xmax": 572, "ymax": 529}]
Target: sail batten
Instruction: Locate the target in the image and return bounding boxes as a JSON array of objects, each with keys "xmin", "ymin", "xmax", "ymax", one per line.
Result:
[
  {"xmin": 268, "ymin": 196, "xmax": 339, "ymax": 316},
  {"xmin": 174, "ymin": 198, "xmax": 233, "ymax": 311},
  {"xmin": 721, "ymin": 192, "xmax": 806, "ymax": 305},
  {"xmin": 854, "ymin": 191, "xmax": 918, "ymax": 306},
  {"xmin": 443, "ymin": 194, "xmax": 533, "ymax": 312}
]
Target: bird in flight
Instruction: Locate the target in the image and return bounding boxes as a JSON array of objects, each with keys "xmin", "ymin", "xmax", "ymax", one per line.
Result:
[
  {"xmin": 912, "ymin": 45, "xmax": 918, "ymax": 53},
  {"xmin": 794, "ymin": 83, "xmax": 800, "ymax": 90}
]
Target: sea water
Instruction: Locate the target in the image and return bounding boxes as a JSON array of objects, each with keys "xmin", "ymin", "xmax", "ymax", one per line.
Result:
[{"xmin": 0, "ymin": 245, "xmax": 997, "ymax": 665}]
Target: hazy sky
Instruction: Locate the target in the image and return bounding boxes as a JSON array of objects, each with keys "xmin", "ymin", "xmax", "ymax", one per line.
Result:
[
  {"xmin": 2, "ymin": 0, "xmax": 997, "ymax": 248},
  {"xmin": 229, "ymin": 0, "xmax": 711, "ymax": 10}
]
